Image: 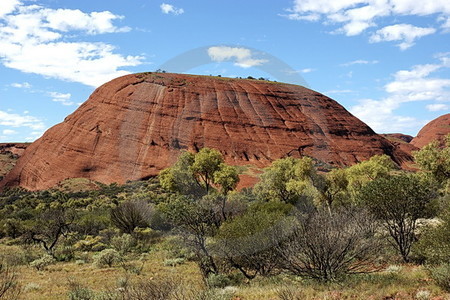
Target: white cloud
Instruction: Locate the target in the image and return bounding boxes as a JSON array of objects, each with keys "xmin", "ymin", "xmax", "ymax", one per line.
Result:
[
  {"xmin": 326, "ymin": 89, "xmax": 354, "ymax": 94},
  {"xmin": 160, "ymin": 3, "xmax": 184, "ymax": 15},
  {"xmin": 283, "ymin": 0, "xmax": 447, "ymax": 48},
  {"xmin": 369, "ymin": 24, "xmax": 436, "ymax": 50},
  {"xmin": 426, "ymin": 103, "xmax": 450, "ymax": 111},
  {"xmin": 0, "ymin": 0, "xmax": 20, "ymax": 18},
  {"xmin": 207, "ymin": 46, "xmax": 267, "ymax": 68},
  {"xmin": 11, "ymin": 81, "xmax": 31, "ymax": 88},
  {"xmin": 0, "ymin": 110, "xmax": 45, "ymax": 130},
  {"xmin": 2, "ymin": 129, "xmax": 17, "ymax": 135},
  {"xmin": 341, "ymin": 59, "xmax": 379, "ymax": 66},
  {"xmin": 350, "ymin": 54, "xmax": 450, "ymax": 133},
  {"xmin": 0, "ymin": 2, "xmax": 142, "ymax": 87},
  {"xmin": 300, "ymin": 68, "xmax": 315, "ymax": 73},
  {"xmin": 48, "ymin": 91, "xmax": 74, "ymax": 106}
]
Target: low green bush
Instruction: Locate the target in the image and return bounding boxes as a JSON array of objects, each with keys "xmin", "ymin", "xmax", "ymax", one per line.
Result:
[
  {"xmin": 30, "ymin": 254, "xmax": 56, "ymax": 271},
  {"xmin": 93, "ymin": 249, "xmax": 121, "ymax": 268},
  {"xmin": 428, "ymin": 263, "xmax": 450, "ymax": 292}
]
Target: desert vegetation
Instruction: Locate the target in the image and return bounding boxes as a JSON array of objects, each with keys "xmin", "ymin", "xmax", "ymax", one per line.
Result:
[{"xmin": 0, "ymin": 137, "xmax": 449, "ymax": 299}]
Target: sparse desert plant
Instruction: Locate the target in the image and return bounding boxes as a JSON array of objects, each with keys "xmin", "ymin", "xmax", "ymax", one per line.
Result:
[
  {"xmin": 67, "ymin": 279, "xmax": 96, "ymax": 300},
  {"xmin": 110, "ymin": 200, "xmax": 153, "ymax": 234},
  {"xmin": 30, "ymin": 254, "xmax": 56, "ymax": 271},
  {"xmin": 93, "ymin": 249, "xmax": 121, "ymax": 268},
  {"xmin": 385, "ymin": 265, "xmax": 402, "ymax": 273},
  {"xmin": 428, "ymin": 263, "xmax": 450, "ymax": 292},
  {"xmin": 276, "ymin": 285, "xmax": 305, "ymax": 300},
  {"xmin": 114, "ymin": 279, "xmax": 180, "ymax": 300},
  {"xmin": 163, "ymin": 258, "xmax": 186, "ymax": 267},
  {"xmin": 23, "ymin": 282, "xmax": 41, "ymax": 293},
  {"xmin": 415, "ymin": 289, "xmax": 431, "ymax": 300},
  {"xmin": 0, "ymin": 262, "xmax": 21, "ymax": 299},
  {"xmin": 277, "ymin": 208, "xmax": 381, "ymax": 281}
]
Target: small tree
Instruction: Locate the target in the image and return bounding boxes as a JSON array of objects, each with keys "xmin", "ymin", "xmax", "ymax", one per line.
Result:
[
  {"xmin": 25, "ymin": 207, "xmax": 75, "ymax": 256},
  {"xmin": 159, "ymin": 196, "xmax": 222, "ymax": 278},
  {"xmin": 213, "ymin": 202, "xmax": 294, "ymax": 279},
  {"xmin": 159, "ymin": 148, "xmax": 239, "ymax": 196},
  {"xmin": 254, "ymin": 157, "xmax": 314, "ymax": 204},
  {"xmin": 413, "ymin": 135, "xmax": 450, "ymax": 188},
  {"xmin": 358, "ymin": 174, "xmax": 436, "ymax": 262},
  {"xmin": 277, "ymin": 208, "xmax": 380, "ymax": 281}
]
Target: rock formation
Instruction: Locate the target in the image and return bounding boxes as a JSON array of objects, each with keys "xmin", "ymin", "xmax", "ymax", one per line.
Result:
[
  {"xmin": 1, "ymin": 73, "xmax": 412, "ymax": 191},
  {"xmin": 411, "ymin": 114, "xmax": 450, "ymax": 148}
]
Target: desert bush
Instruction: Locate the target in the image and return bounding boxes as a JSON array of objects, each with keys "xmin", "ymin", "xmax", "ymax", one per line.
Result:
[
  {"xmin": 206, "ymin": 273, "xmax": 232, "ymax": 288},
  {"xmin": 415, "ymin": 290, "xmax": 431, "ymax": 300},
  {"xmin": 0, "ymin": 246, "xmax": 26, "ymax": 266},
  {"xmin": 213, "ymin": 202, "xmax": 294, "ymax": 279},
  {"xmin": 74, "ymin": 236, "xmax": 106, "ymax": 252},
  {"xmin": 115, "ymin": 279, "xmax": 180, "ymax": 300},
  {"xmin": 67, "ymin": 279, "xmax": 96, "ymax": 300},
  {"xmin": 110, "ymin": 234, "xmax": 136, "ymax": 255},
  {"xmin": 93, "ymin": 249, "xmax": 121, "ymax": 268},
  {"xmin": 30, "ymin": 254, "xmax": 56, "ymax": 271},
  {"xmin": 276, "ymin": 285, "xmax": 305, "ymax": 300},
  {"xmin": 110, "ymin": 201, "xmax": 153, "ymax": 234},
  {"xmin": 277, "ymin": 208, "xmax": 381, "ymax": 281},
  {"xmin": 414, "ymin": 211, "xmax": 450, "ymax": 264},
  {"xmin": 55, "ymin": 245, "xmax": 75, "ymax": 262},
  {"xmin": 358, "ymin": 174, "xmax": 436, "ymax": 262},
  {"xmin": 428, "ymin": 263, "xmax": 450, "ymax": 292},
  {"xmin": 0, "ymin": 262, "xmax": 21, "ymax": 299},
  {"xmin": 23, "ymin": 282, "xmax": 41, "ymax": 293},
  {"xmin": 163, "ymin": 258, "xmax": 186, "ymax": 267}
]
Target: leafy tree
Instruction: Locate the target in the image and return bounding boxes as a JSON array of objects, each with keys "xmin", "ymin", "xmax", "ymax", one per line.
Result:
[
  {"xmin": 345, "ymin": 154, "xmax": 397, "ymax": 198},
  {"xmin": 413, "ymin": 134, "xmax": 450, "ymax": 190},
  {"xmin": 159, "ymin": 151, "xmax": 201, "ymax": 196},
  {"xmin": 254, "ymin": 157, "xmax": 314, "ymax": 205},
  {"xmin": 213, "ymin": 164, "xmax": 239, "ymax": 195},
  {"xmin": 358, "ymin": 174, "xmax": 437, "ymax": 262},
  {"xmin": 159, "ymin": 148, "xmax": 239, "ymax": 196}
]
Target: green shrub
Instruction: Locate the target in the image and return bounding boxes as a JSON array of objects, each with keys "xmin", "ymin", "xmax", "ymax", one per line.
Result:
[
  {"xmin": 110, "ymin": 233, "xmax": 136, "ymax": 255},
  {"xmin": 414, "ymin": 213, "xmax": 450, "ymax": 264},
  {"xmin": 206, "ymin": 273, "xmax": 232, "ymax": 288},
  {"xmin": 55, "ymin": 245, "xmax": 75, "ymax": 262},
  {"xmin": 93, "ymin": 249, "xmax": 121, "ymax": 268},
  {"xmin": 428, "ymin": 263, "xmax": 450, "ymax": 292},
  {"xmin": 74, "ymin": 236, "xmax": 106, "ymax": 252},
  {"xmin": 30, "ymin": 254, "xmax": 56, "ymax": 271}
]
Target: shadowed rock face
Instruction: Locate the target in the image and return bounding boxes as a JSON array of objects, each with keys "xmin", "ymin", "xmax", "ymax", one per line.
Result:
[
  {"xmin": 1, "ymin": 73, "xmax": 412, "ymax": 191},
  {"xmin": 411, "ymin": 114, "xmax": 450, "ymax": 148},
  {"xmin": 381, "ymin": 134, "xmax": 414, "ymax": 144}
]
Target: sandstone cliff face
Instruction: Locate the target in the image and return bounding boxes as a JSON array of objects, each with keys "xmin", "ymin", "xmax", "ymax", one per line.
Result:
[
  {"xmin": 411, "ymin": 114, "xmax": 450, "ymax": 148},
  {"xmin": 1, "ymin": 73, "xmax": 412, "ymax": 190}
]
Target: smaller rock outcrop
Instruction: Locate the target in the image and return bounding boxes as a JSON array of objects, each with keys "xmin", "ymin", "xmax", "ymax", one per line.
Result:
[{"xmin": 411, "ymin": 114, "xmax": 450, "ymax": 148}]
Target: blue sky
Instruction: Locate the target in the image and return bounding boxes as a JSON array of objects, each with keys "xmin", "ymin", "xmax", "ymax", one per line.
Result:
[{"xmin": 0, "ymin": 0, "xmax": 449, "ymax": 142}]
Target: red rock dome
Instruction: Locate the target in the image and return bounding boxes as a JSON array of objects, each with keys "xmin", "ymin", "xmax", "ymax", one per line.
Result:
[{"xmin": 1, "ymin": 73, "xmax": 412, "ymax": 190}]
